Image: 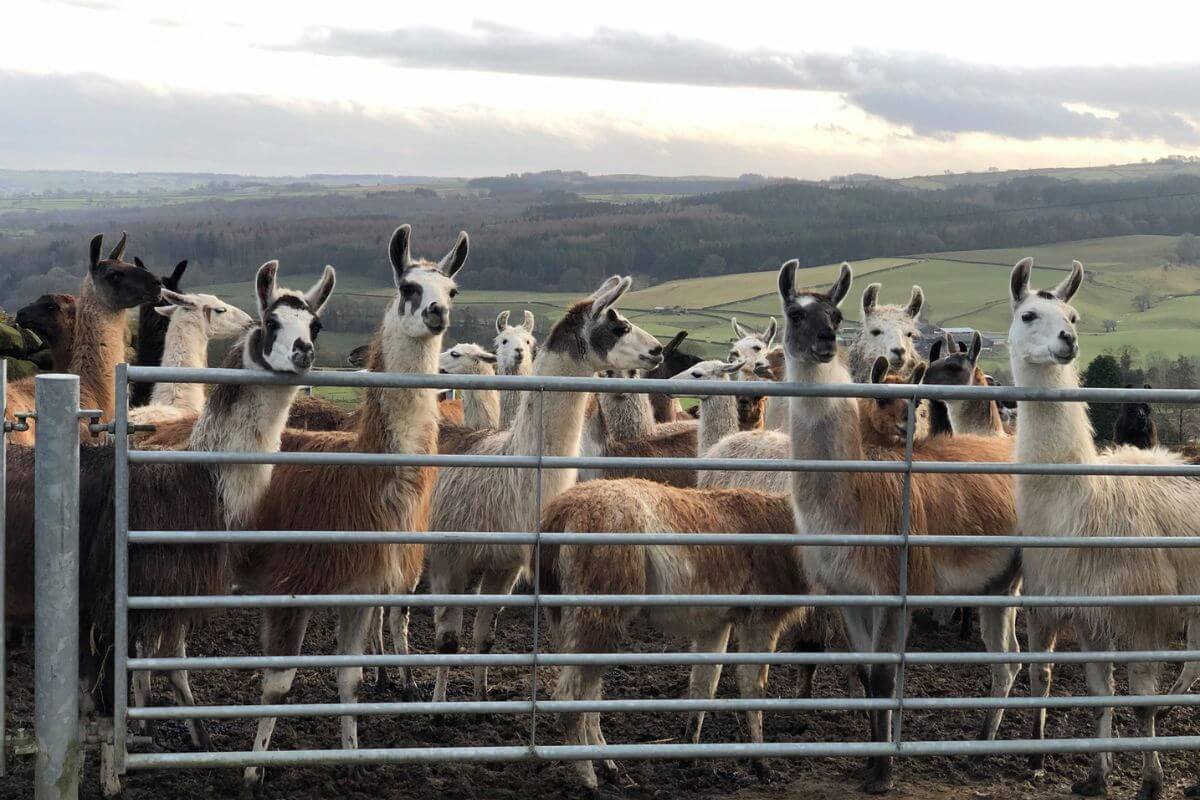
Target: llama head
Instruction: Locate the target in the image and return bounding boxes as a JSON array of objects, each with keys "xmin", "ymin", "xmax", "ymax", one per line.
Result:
[
  {"xmin": 922, "ymin": 331, "xmax": 983, "ymax": 387},
  {"xmin": 671, "ymin": 358, "xmax": 743, "ymax": 390},
  {"xmin": 16, "ymin": 293, "xmax": 76, "ymax": 343},
  {"xmin": 860, "ymin": 356, "xmax": 924, "ymax": 446},
  {"xmin": 156, "ymin": 289, "xmax": 254, "ymax": 340},
  {"xmin": 857, "ymin": 282, "xmax": 924, "ymax": 373},
  {"xmin": 752, "ymin": 345, "xmax": 786, "ymax": 380},
  {"xmin": 134, "ymin": 257, "xmax": 189, "ymax": 293},
  {"xmin": 494, "ymin": 309, "xmax": 536, "ymax": 374},
  {"xmin": 388, "ymin": 224, "xmax": 469, "ymax": 339},
  {"xmin": 87, "ymin": 232, "xmax": 163, "ymax": 310},
  {"xmin": 643, "ymin": 330, "xmax": 699, "ymax": 380},
  {"xmin": 778, "ymin": 260, "xmax": 851, "ymax": 364},
  {"xmin": 729, "ymin": 317, "xmax": 777, "ymax": 377},
  {"xmin": 1116, "ymin": 384, "xmax": 1154, "ymax": 430},
  {"xmin": 439, "ymin": 342, "xmax": 497, "ymax": 375},
  {"xmin": 545, "ymin": 276, "xmax": 663, "ymax": 372},
  {"xmin": 251, "ymin": 260, "xmax": 335, "ymax": 373},
  {"xmin": 1008, "ymin": 257, "xmax": 1082, "ymax": 367}
]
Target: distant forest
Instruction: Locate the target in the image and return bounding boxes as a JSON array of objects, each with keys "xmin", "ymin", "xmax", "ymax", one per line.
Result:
[{"xmin": 4, "ymin": 170, "xmax": 1200, "ymax": 309}]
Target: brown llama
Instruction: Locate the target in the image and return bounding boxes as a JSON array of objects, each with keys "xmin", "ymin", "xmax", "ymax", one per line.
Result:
[
  {"xmin": 240, "ymin": 224, "xmax": 468, "ymax": 787},
  {"xmin": 6, "ymin": 233, "xmax": 161, "ymax": 445},
  {"xmin": 15, "ymin": 293, "xmax": 77, "ymax": 370},
  {"xmin": 779, "ymin": 260, "xmax": 1020, "ymax": 794}
]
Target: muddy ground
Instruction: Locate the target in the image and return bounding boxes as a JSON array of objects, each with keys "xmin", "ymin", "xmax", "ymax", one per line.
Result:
[{"xmin": 4, "ymin": 604, "xmax": 1200, "ymax": 800}]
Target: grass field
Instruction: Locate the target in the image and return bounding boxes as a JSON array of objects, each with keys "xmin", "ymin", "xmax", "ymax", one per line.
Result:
[{"xmin": 193, "ymin": 234, "xmax": 1200, "ymax": 367}]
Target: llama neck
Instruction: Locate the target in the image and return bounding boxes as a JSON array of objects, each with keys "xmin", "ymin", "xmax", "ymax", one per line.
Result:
[
  {"xmin": 463, "ymin": 378, "xmax": 501, "ymax": 429},
  {"xmin": 69, "ymin": 277, "xmax": 128, "ymax": 421},
  {"xmin": 600, "ymin": 390, "xmax": 655, "ymax": 441},
  {"xmin": 1012, "ymin": 361, "xmax": 1097, "ymax": 466},
  {"xmin": 50, "ymin": 329, "xmax": 75, "ymax": 372},
  {"xmin": 499, "ymin": 357, "xmax": 532, "ymax": 428},
  {"xmin": 764, "ymin": 394, "xmax": 788, "ymax": 431},
  {"xmin": 947, "ymin": 398, "xmax": 1006, "ymax": 437},
  {"xmin": 147, "ymin": 314, "xmax": 209, "ymax": 413},
  {"xmin": 788, "ymin": 357, "xmax": 864, "ymax": 529},
  {"xmin": 356, "ymin": 316, "xmax": 440, "ymax": 457},
  {"xmin": 187, "ymin": 334, "xmax": 298, "ymax": 529},
  {"xmin": 507, "ymin": 349, "xmax": 593, "ymax": 458},
  {"xmin": 699, "ymin": 393, "xmax": 740, "ymax": 454}
]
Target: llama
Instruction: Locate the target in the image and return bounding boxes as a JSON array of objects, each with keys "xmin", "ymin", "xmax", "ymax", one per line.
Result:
[
  {"xmin": 494, "ymin": 309, "xmax": 537, "ymax": 428},
  {"xmin": 752, "ymin": 344, "xmax": 788, "ymax": 431},
  {"xmin": 922, "ymin": 332, "xmax": 1006, "ymax": 437},
  {"xmin": 845, "ymin": 283, "xmax": 924, "ymax": 382},
  {"xmin": 131, "ymin": 257, "xmax": 188, "ymax": 407},
  {"xmin": 426, "ymin": 276, "xmax": 664, "ymax": 704},
  {"xmin": 729, "ymin": 317, "xmax": 777, "ymax": 372},
  {"xmin": 779, "ymin": 260, "xmax": 1020, "ymax": 794},
  {"xmin": 5, "ymin": 259, "xmax": 333, "ymax": 758},
  {"xmin": 642, "ymin": 330, "xmax": 699, "ymax": 422},
  {"xmin": 438, "ymin": 342, "xmax": 500, "ymax": 429},
  {"xmin": 15, "ymin": 293, "xmax": 76, "ymax": 370},
  {"xmin": 5, "ymin": 233, "xmax": 162, "ymax": 445},
  {"xmin": 540, "ymin": 479, "xmax": 808, "ymax": 789},
  {"xmin": 1114, "ymin": 385, "xmax": 1157, "ymax": 448},
  {"xmin": 127, "ymin": 290, "xmax": 253, "ymax": 426},
  {"xmin": 1008, "ymin": 258, "xmax": 1200, "ymax": 800},
  {"xmin": 240, "ymin": 225, "xmax": 468, "ymax": 786}
]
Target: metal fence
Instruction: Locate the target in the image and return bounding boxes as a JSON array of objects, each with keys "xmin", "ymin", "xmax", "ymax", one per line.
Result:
[{"xmin": 20, "ymin": 365, "xmax": 1200, "ymax": 795}]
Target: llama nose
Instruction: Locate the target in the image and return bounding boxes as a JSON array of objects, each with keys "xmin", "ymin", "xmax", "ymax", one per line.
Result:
[
  {"xmin": 891, "ymin": 347, "xmax": 905, "ymax": 357},
  {"xmin": 1058, "ymin": 330, "xmax": 1076, "ymax": 346},
  {"xmin": 292, "ymin": 340, "xmax": 314, "ymax": 369}
]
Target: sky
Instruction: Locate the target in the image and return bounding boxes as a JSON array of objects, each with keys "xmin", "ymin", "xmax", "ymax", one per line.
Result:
[{"xmin": 5, "ymin": 0, "xmax": 1200, "ymax": 178}]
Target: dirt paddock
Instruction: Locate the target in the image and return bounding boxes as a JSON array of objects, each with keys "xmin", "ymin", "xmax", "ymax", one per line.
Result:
[{"xmin": 4, "ymin": 601, "xmax": 1200, "ymax": 799}]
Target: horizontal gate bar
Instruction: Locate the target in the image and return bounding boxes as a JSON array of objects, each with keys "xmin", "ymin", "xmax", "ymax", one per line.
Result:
[
  {"xmin": 128, "ymin": 530, "xmax": 1200, "ymax": 548},
  {"xmin": 122, "ymin": 734, "xmax": 1200, "ymax": 771},
  {"xmin": 126, "ymin": 365, "xmax": 1200, "ymax": 405},
  {"xmin": 125, "ymin": 592, "xmax": 1200, "ymax": 610},
  {"xmin": 128, "ymin": 692, "xmax": 1200, "ymax": 722},
  {"xmin": 128, "ymin": 648, "xmax": 1200, "ymax": 672},
  {"xmin": 126, "ymin": 448, "xmax": 1200, "ymax": 477}
]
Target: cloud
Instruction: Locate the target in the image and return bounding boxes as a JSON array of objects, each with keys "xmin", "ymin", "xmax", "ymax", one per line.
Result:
[{"xmin": 285, "ymin": 23, "xmax": 1200, "ymax": 144}]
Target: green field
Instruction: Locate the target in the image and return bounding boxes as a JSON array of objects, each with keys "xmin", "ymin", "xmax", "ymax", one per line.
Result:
[{"xmin": 194, "ymin": 234, "xmax": 1200, "ymax": 368}]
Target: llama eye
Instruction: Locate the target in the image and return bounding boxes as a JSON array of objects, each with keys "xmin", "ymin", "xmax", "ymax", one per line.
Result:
[
  {"xmin": 310, "ymin": 319, "xmax": 323, "ymax": 337},
  {"xmin": 752, "ymin": 345, "xmax": 762, "ymax": 352},
  {"xmin": 692, "ymin": 371, "xmax": 702, "ymax": 378},
  {"xmin": 870, "ymin": 329, "xmax": 881, "ymax": 336},
  {"xmin": 832, "ymin": 311, "xmax": 843, "ymax": 325},
  {"xmin": 907, "ymin": 331, "xmax": 915, "ymax": 338},
  {"xmin": 449, "ymin": 289, "xmax": 458, "ymax": 298},
  {"xmin": 1021, "ymin": 311, "xmax": 1037, "ymax": 323},
  {"xmin": 502, "ymin": 339, "xmax": 509, "ymax": 345},
  {"xmin": 451, "ymin": 351, "xmax": 460, "ymax": 358},
  {"xmin": 214, "ymin": 307, "xmax": 227, "ymax": 314}
]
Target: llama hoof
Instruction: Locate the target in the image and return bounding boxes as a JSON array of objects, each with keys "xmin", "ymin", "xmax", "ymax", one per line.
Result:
[
  {"xmin": 1071, "ymin": 775, "xmax": 1107, "ymax": 797},
  {"xmin": 751, "ymin": 759, "xmax": 773, "ymax": 783},
  {"xmin": 341, "ymin": 764, "xmax": 367, "ymax": 781},
  {"xmin": 1026, "ymin": 753, "xmax": 1046, "ymax": 775},
  {"xmin": 193, "ymin": 726, "xmax": 212, "ymax": 752},
  {"xmin": 400, "ymin": 681, "xmax": 423, "ymax": 702},
  {"xmin": 1135, "ymin": 778, "xmax": 1162, "ymax": 800},
  {"xmin": 862, "ymin": 775, "xmax": 894, "ymax": 795},
  {"xmin": 1183, "ymin": 781, "xmax": 1200, "ymax": 798},
  {"xmin": 599, "ymin": 761, "xmax": 622, "ymax": 786}
]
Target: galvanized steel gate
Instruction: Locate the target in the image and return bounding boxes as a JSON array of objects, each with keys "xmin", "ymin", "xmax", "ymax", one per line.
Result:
[{"xmin": 20, "ymin": 365, "xmax": 1200, "ymax": 795}]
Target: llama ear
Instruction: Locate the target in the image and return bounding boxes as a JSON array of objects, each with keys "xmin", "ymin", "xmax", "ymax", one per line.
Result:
[
  {"xmin": 159, "ymin": 288, "xmax": 195, "ymax": 309},
  {"xmin": 985, "ymin": 375, "xmax": 999, "ymax": 386},
  {"xmin": 304, "ymin": 265, "xmax": 337, "ymax": 316},
  {"xmin": 929, "ymin": 338, "xmax": 943, "ymax": 362},
  {"xmin": 1010, "ymin": 257, "xmax": 1033, "ymax": 305},
  {"xmin": 763, "ymin": 318, "xmax": 778, "ymax": 348},
  {"xmin": 89, "ymin": 234, "xmax": 103, "ymax": 271},
  {"xmin": 906, "ymin": 286, "xmax": 924, "ymax": 318},
  {"xmin": 731, "ymin": 317, "xmax": 751, "ymax": 339},
  {"xmin": 522, "ymin": 310, "xmax": 535, "ymax": 333},
  {"xmin": 870, "ymin": 355, "xmax": 890, "ymax": 385},
  {"xmin": 154, "ymin": 305, "xmax": 177, "ymax": 318},
  {"xmin": 911, "ymin": 362, "xmax": 928, "ymax": 385},
  {"xmin": 107, "ymin": 231, "xmax": 128, "ymax": 262},
  {"xmin": 389, "ymin": 224, "xmax": 413, "ymax": 280},
  {"xmin": 586, "ymin": 276, "xmax": 622, "ymax": 301},
  {"xmin": 1144, "ymin": 383, "xmax": 1153, "ymax": 390},
  {"xmin": 479, "ymin": 350, "xmax": 498, "ymax": 364},
  {"xmin": 255, "ymin": 260, "xmax": 280, "ymax": 317},
  {"xmin": 721, "ymin": 359, "xmax": 745, "ymax": 374},
  {"xmin": 495, "ymin": 310, "xmax": 510, "ymax": 333},
  {"xmin": 438, "ymin": 231, "xmax": 469, "ymax": 277},
  {"xmin": 830, "ymin": 262, "xmax": 853, "ymax": 307},
  {"xmin": 777, "ymin": 259, "xmax": 799, "ymax": 304},
  {"xmin": 590, "ymin": 276, "xmax": 630, "ymax": 316},
  {"xmin": 1054, "ymin": 260, "xmax": 1084, "ymax": 302},
  {"xmin": 133, "ymin": 256, "xmax": 146, "ymax": 270},
  {"xmin": 169, "ymin": 260, "xmax": 188, "ymax": 288},
  {"xmin": 664, "ymin": 330, "xmax": 688, "ymax": 355},
  {"xmin": 968, "ymin": 331, "xmax": 982, "ymax": 365},
  {"xmin": 861, "ymin": 283, "xmax": 880, "ymax": 315}
]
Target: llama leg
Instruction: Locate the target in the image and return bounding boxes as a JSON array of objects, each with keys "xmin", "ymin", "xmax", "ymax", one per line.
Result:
[
  {"xmin": 1127, "ymin": 657, "xmax": 1164, "ymax": 800},
  {"xmin": 1160, "ymin": 616, "xmax": 1200, "ymax": 727},
  {"xmin": 166, "ymin": 637, "xmax": 210, "ymax": 751},
  {"xmin": 734, "ymin": 624, "xmax": 781, "ymax": 783},
  {"xmin": 553, "ymin": 662, "xmax": 606, "ymax": 790},
  {"xmin": 789, "ymin": 609, "xmax": 828, "ymax": 699},
  {"xmin": 975, "ymin": 604, "xmax": 1021, "ymax": 742},
  {"xmin": 387, "ymin": 605, "xmax": 419, "ymax": 700},
  {"xmin": 1072, "ymin": 623, "xmax": 1114, "ymax": 797},
  {"xmin": 1026, "ymin": 609, "xmax": 1061, "ymax": 776},
  {"xmin": 471, "ymin": 567, "xmax": 523, "ymax": 701},
  {"xmin": 244, "ymin": 608, "xmax": 311, "ymax": 788},
  {"xmin": 839, "ymin": 606, "xmax": 880, "ymax": 780},
  {"xmin": 430, "ymin": 562, "xmax": 469, "ymax": 704},
  {"xmin": 683, "ymin": 624, "xmax": 732, "ymax": 745},
  {"xmin": 131, "ymin": 640, "xmax": 151, "ymax": 733},
  {"xmin": 370, "ymin": 606, "xmax": 393, "ymax": 695},
  {"xmin": 336, "ymin": 606, "xmax": 375, "ymax": 757},
  {"xmin": 862, "ymin": 607, "xmax": 903, "ymax": 795}
]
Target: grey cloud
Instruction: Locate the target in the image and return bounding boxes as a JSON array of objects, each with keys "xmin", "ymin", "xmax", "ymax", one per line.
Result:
[{"xmin": 286, "ymin": 23, "xmax": 1200, "ymax": 144}]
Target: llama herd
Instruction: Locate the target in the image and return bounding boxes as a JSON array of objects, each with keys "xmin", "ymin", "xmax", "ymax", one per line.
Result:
[{"xmin": 4, "ymin": 226, "xmax": 1199, "ymax": 800}]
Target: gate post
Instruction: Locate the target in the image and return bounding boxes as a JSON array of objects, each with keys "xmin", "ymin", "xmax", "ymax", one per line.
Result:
[{"xmin": 33, "ymin": 374, "xmax": 80, "ymax": 800}]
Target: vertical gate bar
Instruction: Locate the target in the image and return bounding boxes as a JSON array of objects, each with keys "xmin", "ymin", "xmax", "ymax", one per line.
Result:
[
  {"xmin": 0, "ymin": 358, "xmax": 6, "ymax": 778},
  {"xmin": 113, "ymin": 363, "xmax": 130, "ymax": 773},
  {"xmin": 528, "ymin": 388, "xmax": 545, "ymax": 753},
  {"xmin": 891, "ymin": 394, "xmax": 917, "ymax": 751},
  {"xmin": 33, "ymin": 374, "xmax": 80, "ymax": 800}
]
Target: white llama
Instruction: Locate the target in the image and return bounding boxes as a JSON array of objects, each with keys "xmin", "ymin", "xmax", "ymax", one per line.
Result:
[
  {"xmin": 438, "ymin": 343, "xmax": 500, "ymax": 429},
  {"xmin": 494, "ymin": 309, "xmax": 537, "ymax": 428}
]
